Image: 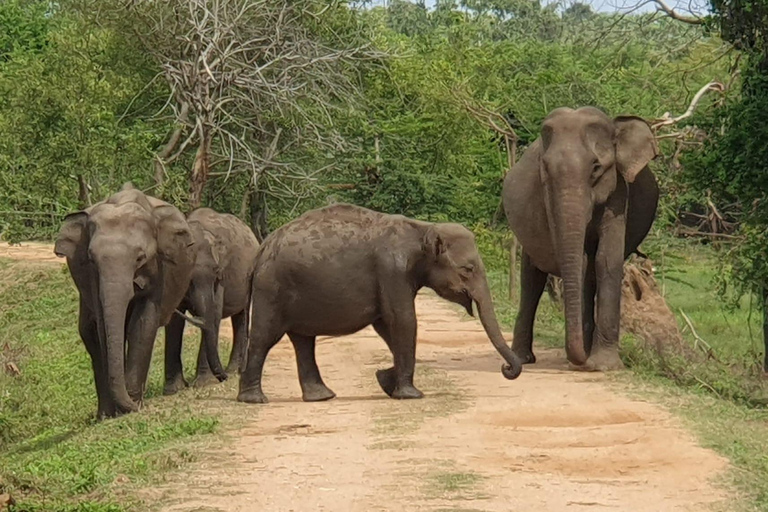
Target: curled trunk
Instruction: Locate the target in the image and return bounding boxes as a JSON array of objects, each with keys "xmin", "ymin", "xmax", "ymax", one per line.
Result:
[
  {"xmin": 473, "ymin": 266, "xmax": 523, "ymax": 379},
  {"xmin": 99, "ymin": 277, "xmax": 139, "ymax": 413}
]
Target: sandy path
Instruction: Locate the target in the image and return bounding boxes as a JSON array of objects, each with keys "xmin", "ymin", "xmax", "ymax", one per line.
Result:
[{"xmin": 1, "ymin": 243, "xmax": 728, "ymax": 511}]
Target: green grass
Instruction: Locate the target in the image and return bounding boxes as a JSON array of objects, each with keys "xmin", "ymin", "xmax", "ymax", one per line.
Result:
[
  {"xmin": 484, "ymin": 232, "xmax": 768, "ymax": 511},
  {"xmin": 0, "ymin": 259, "xmax": 242, "ymax": 511}
]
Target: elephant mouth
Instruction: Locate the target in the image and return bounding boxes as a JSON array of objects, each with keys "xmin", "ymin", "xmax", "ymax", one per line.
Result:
[{"xmin": 460, "ymin": 291, "xmax": 474, "ymax": 317}]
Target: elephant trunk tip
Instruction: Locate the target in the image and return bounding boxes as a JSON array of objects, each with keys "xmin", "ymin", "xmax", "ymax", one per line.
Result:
[
  {"xmin": 566, "ymin": 345, "xmax": 588, "ymax": 367},
  {"xmin": 501, "ymin": 361, "xmax": 522, "ymax": 380}
]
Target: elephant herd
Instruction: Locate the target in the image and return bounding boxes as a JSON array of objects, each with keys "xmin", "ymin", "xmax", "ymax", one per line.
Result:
[{"xmin": 54, "ymin": 106, "xmax": 660, "ymax": 418}]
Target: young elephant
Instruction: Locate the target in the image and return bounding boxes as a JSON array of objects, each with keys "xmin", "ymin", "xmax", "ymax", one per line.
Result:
[
  {"xmin": 164, "ymin": 208, "xmax": 260, "ymax": 395},
  {"xmin": 237, "ymin": 204, "xmax": 523, "ymax": 404},
  {"xmin": 503, "ymin": 106, "xmax": 659, "ymax": 371},
  {"xmin": 54, "ymin": 184, "xmax": 196, "ymax": 418}
]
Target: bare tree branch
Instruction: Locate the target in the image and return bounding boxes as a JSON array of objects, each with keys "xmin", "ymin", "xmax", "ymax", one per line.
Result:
[
  {"xmin": 651, "ymin": 80, "xmax": 725, "ymax": 130},
  {"xmin": 650, "ymin": 0, "xmax": 705, "ymax": 25}
]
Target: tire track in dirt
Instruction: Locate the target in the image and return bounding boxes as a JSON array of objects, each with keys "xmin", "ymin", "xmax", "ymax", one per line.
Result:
[{"xmin": 0, "ymin": 243, "xmax": 729, "ymax": 511}]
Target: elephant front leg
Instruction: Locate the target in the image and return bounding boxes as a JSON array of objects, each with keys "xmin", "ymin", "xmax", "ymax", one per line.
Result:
[
  {"xmin": 80, "ymin": 308, "xmax": 115, "ymax": 419},
  {"xmin": 581, "ymin": 217, "xmax": 625, "ymax": 372},
  {"xmin": 163, "ymin": 312, "xmax": 189, "ymax": 396},
  {"xmin": 511, "ymin": 253, "xmax": 547, "ymax": 364},
  {"xmin": 125, "ymin": 300, "xmax": 162, "ymax": 404},
  {"xmin": 226, "ymin": 309, "xmax": 248, "ymax": 374},
  {"xmin": 372, "ymin": 309, "xmax": 423, "ymax": 400}
]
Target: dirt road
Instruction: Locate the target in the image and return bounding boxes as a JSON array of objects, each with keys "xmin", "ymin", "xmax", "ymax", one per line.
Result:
[{"xmin": 1, "ymin": 242, "xmax": 729, "ymax": 511}]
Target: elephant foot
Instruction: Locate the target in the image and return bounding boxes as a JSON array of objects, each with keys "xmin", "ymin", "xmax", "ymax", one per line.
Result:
[
  {"xmin": 376, "ymin": 367, "xmax": 397, "ymax": 397},
  {"xmin": 512, "ymin": 348, "xmax": 537, "ymax": 365},
  {"xmin": 570, "ymin": 347, "xmax": 625, "ymax": 372},
  {"xmin": 225, "ymin": 360, "xmax": 242, "ymax": 375},
  {"xmin": 192, "ymin": 371, "xmax": 223, "ymax": 388},
  {"xmin": 302, "ymin": 383, "xmax": 336, "ymax": 402},
  {"xmin": 237, "ymin": 387, "xmax": 268, "ymax": 404},
  {"xmin": 163, "ymin": 375, "xmax": 189, "ymax": 396},
  {"xmin": 392, "ymin": 385, "xmax": 424, "ymax": 400}
]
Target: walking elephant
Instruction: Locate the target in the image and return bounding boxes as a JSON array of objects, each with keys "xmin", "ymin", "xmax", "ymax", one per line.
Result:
[
  {"xmin": 237, "ymin": 203, "xmax": 523, "ymax": 405},
  {"xmin": 503, "ymin": 106, "xmax": 659, "ymax": 371},
  {"xmin": 54, "ymin": 184, "xmax": 196, "ymax": 418},
  {"xmin": 164, "ymin": 207, "xmax": 260, "ymax": 395}
]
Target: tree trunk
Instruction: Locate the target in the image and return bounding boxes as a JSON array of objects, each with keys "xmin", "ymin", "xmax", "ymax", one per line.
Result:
[
  {"xmin": 189, "ymin": 131, "xmax": 211, "ymax": 210},
  {"xmin": 154, "ymin": 102, "xmax": 189, "ymax": 196}
]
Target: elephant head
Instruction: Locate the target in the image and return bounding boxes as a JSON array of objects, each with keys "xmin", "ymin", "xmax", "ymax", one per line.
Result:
[
  {"xmin": 537, "ymin": 107, "xmax": 657, "ymax": 365},
  {"xmin": 185, "ymin": 218, "xmax": 230, "ymax": 378},
  {"xmin": 422, "ymin": 223, "xmax": 523, "ymax": 379},
  {"xmin": 55, "ymin": 185, "xmax": 194, "ymax": 413}
]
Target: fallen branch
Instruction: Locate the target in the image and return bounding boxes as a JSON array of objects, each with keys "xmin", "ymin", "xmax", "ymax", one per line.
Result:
[{"xmin": 680, "ymin": 309, "xmax": 717, "ymax": 360}]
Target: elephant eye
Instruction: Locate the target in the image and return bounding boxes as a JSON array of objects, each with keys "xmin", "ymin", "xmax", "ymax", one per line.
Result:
[{"xmin": 461, "ymin": 264, "xmax": 474, "ymax": 273}]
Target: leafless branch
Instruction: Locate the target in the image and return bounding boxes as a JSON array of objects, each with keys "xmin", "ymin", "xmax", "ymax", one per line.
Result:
[
  {"xmin": 651, "ymin": 80, "xmax": 725, "ymax": 130},
  {"xmin": 650, "ymin": 0, "xmax": 705, "ymax": 24}
]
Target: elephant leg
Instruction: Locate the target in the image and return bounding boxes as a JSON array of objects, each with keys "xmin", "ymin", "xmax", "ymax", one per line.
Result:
[
  {"xmin": 80, "ymin": 307, "xmax": 114, "ymax": 419},
  {"xmin": 287, "ymin": 333, "xmax": 335, "ymax": 402},
  {"xmin": 193, "ymin": 308, "xmax": 223, "ymax": 388},
  {"xmin": 372, "ymin": 299, "xmax": 422, "ymax": 400},
  {"xmin": 163, "ymin": 311, "xmax": 188, "ymax": 396},
  {"xmin": 511, "ymin": 252, "xmax": 548, "ymax": 364},
  {"xmin": 582, "ymin": 216, "xmax": 626, "ymax": 372},
  {"xmin": 237, "ymin": 302, "xmax": 284, "ymax": 404},
  {"xmin": 582, "ymin": 254, "xmax": 597, "ymax": 357},
  {"xmin": 226, "ymin": 309, "xmax": 248, "ymax": 375},
  {"xmin": 125, "ymin": 300, "xmax": 161, "ymax": 404}
]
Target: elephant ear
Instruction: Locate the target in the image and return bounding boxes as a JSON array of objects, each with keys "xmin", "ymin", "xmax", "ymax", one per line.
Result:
[
  {"xmin": 613, "ymin": 116, "xmax": 658, "ymax": 183},
  {"xmin": 154, "ymin": 204, "xmax": 195, "ymax": 265},
  {"xmin": 54, "ymin": 211, "xmax": 88, "ymax": 260},
  {"xmin": 422, "ymin": 225, "xmax": 446, "ymax": 259},
  {"xmin": 200, "ymin": 228, "xmax": 228, "ymax": 279}
]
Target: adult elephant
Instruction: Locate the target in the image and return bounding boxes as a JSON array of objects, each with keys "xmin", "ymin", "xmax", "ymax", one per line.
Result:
[
  {"xmin": 503, "ymin": 107, "xmax": 659, "ymax": 371},
  {"xmin": 164, "ymin": 207, "xmax": 260, "ymax": 395},
  {"xmin": 237, "ymin": 203, "xmax": 523, "ymax": 405},
  {"xmin": 54, "ymin": 184, "xmax": 196, "ymax": 418}
]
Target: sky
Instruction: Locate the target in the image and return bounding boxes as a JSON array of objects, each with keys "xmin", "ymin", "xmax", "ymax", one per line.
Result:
[{"xmin": 362, "ymin": 0, "xmax": 709, "ymax": 15}]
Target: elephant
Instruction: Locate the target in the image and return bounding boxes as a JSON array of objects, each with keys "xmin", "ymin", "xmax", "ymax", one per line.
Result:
[
  {"xmin": 54, "ymin": 184, "xmax": 196, "ymax": 418},
  {"xmin": 503, "ymin": 106, "xmax": 659, "ymax": 371},
  {"xmin": 237, "ymin": 203, "xmax": 523, "ymax": 404},
  {"xmin": 163, "ymin": 207, "xmax": 260, "ymax": 395}
]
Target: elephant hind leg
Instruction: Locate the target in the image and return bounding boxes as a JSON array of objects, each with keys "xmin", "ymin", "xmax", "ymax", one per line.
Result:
[
  {"xmin": 511, "ymin": 253, "xmax": 547, "ymax": 364},
  {"xmin": 288, "ymin": 333, "xmax": 335, "ymax": 402},
  {"xmin": 237, "ymin": 303, "xmax": 284, "ymax": 404}
]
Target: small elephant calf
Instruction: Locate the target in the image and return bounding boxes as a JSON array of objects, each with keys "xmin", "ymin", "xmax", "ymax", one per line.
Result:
[
  {"xmin": 164, "ymin": 207, "xmax": 260, "ymax": 395},
  {"xmin": 237, "ymin": 203, "xmax": 522, "ymax": 404}
]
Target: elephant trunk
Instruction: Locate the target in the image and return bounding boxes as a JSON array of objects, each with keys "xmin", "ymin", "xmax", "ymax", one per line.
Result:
[
  {"xmin": 472, "ymin": 263, "xmax": 523, "ymax": 379},
  {"xmin": 99, "ymin": 273, "xmax": 140, "ymax": 414},
  {"xmin": 552, "ymin": 192, "xmax": 589, "ymax": 366},
  {"xmin": 191, "ymin": 285, "xmax": 227, "ymax": 381}
]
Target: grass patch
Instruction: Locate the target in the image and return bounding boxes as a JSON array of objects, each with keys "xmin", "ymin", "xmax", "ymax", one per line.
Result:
[
  {"xmin": 0, "ymin": 259, "xmax": 242, "ymax": 511},
  {"xmin": 425, "ymin": 469, "xmax": 486, "ymax": 501}
]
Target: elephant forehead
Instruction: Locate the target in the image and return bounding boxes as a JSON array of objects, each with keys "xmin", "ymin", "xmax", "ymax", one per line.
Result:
[{"xmin": 90, "ymin": 202, "xmax": 153, "ymax": 228}]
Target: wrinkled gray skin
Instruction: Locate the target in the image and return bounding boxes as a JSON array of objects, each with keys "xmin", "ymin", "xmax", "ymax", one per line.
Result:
[
  {"xmin": 237, "ymin": 204, "xmax": 523, "ymax": 404},
  {"xmin": 503, "ymin": 107, "xmax": 659, "ymax": 371},
  {"xmin": 55, "ymin": 184, "xmax": 195, "ymax": 418},
  {"xmin": 164, "ymin": 208, "xmax": 260, "ymax": 395}
]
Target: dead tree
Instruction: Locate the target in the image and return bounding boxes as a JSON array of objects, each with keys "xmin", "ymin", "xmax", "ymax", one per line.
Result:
[{"xmin": 116, "ymin": 0, "xmax": 381, "ymax": 210}]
